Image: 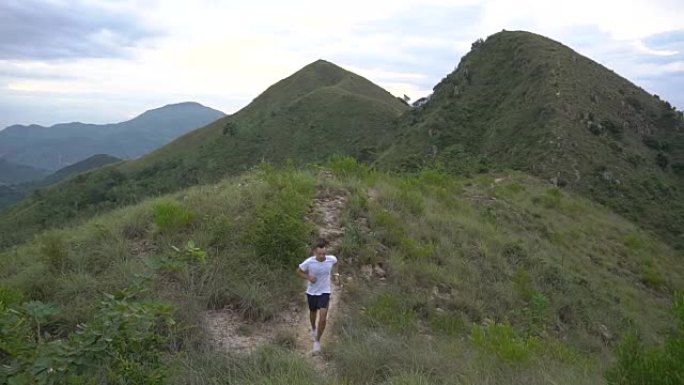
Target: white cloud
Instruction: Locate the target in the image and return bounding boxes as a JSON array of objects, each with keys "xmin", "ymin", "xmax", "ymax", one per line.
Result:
[
  {"xmin": 632, "ymin": 40, "xmax": 678, "ymax": 56},
  {"xmin": 2, "ymin": 0, "xmax": 684, "ymax": 128}
]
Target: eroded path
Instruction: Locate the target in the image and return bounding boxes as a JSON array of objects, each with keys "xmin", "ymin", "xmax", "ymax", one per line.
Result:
[{"xmin": 203, "ymin": 180, "xmax": 348, "ymax": 376}]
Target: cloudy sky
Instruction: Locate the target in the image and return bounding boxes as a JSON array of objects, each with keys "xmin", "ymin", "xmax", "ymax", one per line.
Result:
[{"xmin": 1, "ymin": 0, "xmax": 683, "ymax": 129}]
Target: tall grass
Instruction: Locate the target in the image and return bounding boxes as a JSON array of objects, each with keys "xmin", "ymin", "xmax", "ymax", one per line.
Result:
[{"xmin": 1, "ymin": 163, "xmax": 682, "ymax": 384}]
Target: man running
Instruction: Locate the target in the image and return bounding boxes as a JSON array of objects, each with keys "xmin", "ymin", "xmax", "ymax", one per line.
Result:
[{"xmin": 296, "ymin": 240, "xmax": 339, "ymax": 353}]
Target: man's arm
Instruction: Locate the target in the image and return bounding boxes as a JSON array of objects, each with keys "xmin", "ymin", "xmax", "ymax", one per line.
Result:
[
  {"xmin": 297, "ymin": 268, "xmax": 316, "ymax": 283},
  {"xmin": 332, "ymin": 260, "xmax": 340, "ymax": 285}
]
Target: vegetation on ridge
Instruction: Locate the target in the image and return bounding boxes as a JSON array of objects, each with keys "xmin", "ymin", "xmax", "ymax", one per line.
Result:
[{"xmin": 1, "ymin": 159, "xmax": 682, "ymax": 384}]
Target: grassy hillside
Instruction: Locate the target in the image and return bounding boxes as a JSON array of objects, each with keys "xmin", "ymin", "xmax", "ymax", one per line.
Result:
[
  {"xmin": 0, "ymin": 60, "xmax": 407, "ymax": 249},
  {"xmin": 1, "ymin": 160, "xmax": 682, "ymax": 384},
  {"xmin": 0, "ymin": 158, "xmax": 49, "ymax": 184},
  {"xmin": 376, "ymin": 31, "xmax": 684, "ymax": 250}
]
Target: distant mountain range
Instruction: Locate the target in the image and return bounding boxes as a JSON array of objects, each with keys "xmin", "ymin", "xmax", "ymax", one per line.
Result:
[
  {"xmin": 0, "ymin": 102, "xmax": 225, "ymax": 171},
  {"xmin": 0, "ymin": 154, "xmax": 121, "ymax": 208},
  {"xmin": 0, "ymin": 157, "xmax": 49, "ymax": 184}
]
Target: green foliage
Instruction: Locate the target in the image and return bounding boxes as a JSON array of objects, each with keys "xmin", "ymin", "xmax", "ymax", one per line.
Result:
[
  {"xmin": 0, "ymin": 287, "xmax": 24, "ymax": 307},
  {"xmin": 513, "ymin": 268, "xmax": 535, "ymax": 301},
  {"xmin": 656, "ymin": 153, "xmax": 669, "ymax": 170},
  {"xmin": 528, "ymin": 292, "xmax": 551, "ymax": 325},
  {"xmin": 533, "ymin": 188, "xmax": 563, "ymax": 209},
  {"xmin": 365, "ymin": 292, "xmax": 418, "ymax": 334},
  {"xmin": 602, "ymin": 120, "xmax": 623, "ymax": 138},
  {"xmin": 643, "ymin": 136, "xmax": 663, "ymax": 151},
  {"xmin": 0, "ymin": 288, "xmax": 175, "ymax": 385},
  {"xmin": 623, "ymin": 232, "xmax": 648, "ymax": 250},
  {"xmin": 152, "ymin": 200, "xmax": 195, "ymax": 232},
  {"xmin": 38, "ymin": 232, "xmax": 70, "ymax": 274},
  {"xmin": 640, "ymin": 262, "xmax": 666, "ymax": 290},
  {"xmin": 243, "ymin": 166, "xmax": 314, "ymax": 267},
  {"xmin": 174, "ymin": 345, "xmax": 322, "ymax": 385},
  {"xmin": 606, "ymin": 295, "xmax": 684, "ymax": 385},
  {"xmin": 471, "ymin": 321, "xmax": 539, "ymax": 362},
  {"xmin": 672, "ymin": 163, "xmax": 684, "ymax": 176},
  {"xmin": 326, "ymin": 155, "xmax": 371, "ymax": 178},
  {"xmin": 429, "ymin": 311, "xmax": 465, "ymax": 336},
  {"xmin": 231, "ymin": 282, "xmax": 275, "ymax": 322},
  {"xmin": 171, "ymin": 240, "xmax": 207, "ymax": 265}
]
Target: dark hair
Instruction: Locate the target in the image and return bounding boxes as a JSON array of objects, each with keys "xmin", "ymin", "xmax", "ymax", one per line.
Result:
[{"xmin": 313, "ymin": 239, "xmax": 327, "ymax": 249}]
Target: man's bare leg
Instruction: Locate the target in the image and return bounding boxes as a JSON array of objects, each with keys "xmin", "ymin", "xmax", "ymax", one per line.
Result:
[
  {"xmin": 316, "ymin": 308, "xmax": 328, "ymax": 342},
  {"xmin": 309, "ymin": 310, "xmax": 317, "ymax": 331}
]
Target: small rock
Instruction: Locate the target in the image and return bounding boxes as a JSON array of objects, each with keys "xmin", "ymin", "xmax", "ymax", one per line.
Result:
[
  {"xmin": 361, "ymin": 265, "xmax": 373, "ymax": 279},
  {"xmin": 373, "ymin": 264, "xmax": 386, "ymax": 278},
  {"xmin": 598, "ymin": 324, "xmax": 612, "ymax": 342}
]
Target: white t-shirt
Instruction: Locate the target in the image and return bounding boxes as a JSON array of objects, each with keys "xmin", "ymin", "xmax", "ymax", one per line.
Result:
[{"xmin": 299, "ymin": 255, "xmax": 337, "ymax": 295}]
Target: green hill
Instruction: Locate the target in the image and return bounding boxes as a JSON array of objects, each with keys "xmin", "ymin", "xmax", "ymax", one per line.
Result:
[
  {"xmin": 39, "ymin": 154, "xmax": 122, "ymax": 186},
  {"xmin": 0, "ymin": 154, "xmax": 122, "ymax": 208},
  {"xmin": 0, "ymin": 60, "xmax": 407, "ymax": 249},
  {"xmin": 0, "ymin": 102, "xmax": 225, "ymax": 171},
  {"xmin": 0, "ymin": 158, "xmax": 49, "ymax": 184},
  {"xmin": 376, "ymin": 30, "xmax": 684, "ymax": 250},
  {"xmin": 135, "ymin": 59, "xmax": 407, "ymax": 169},
  {"xmin": 1, "ymin": 162, "xmax": 682, "ymax": 384}
]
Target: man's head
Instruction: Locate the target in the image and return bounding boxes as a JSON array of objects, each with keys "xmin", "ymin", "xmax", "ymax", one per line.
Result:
[{"xmin": 313, "ymin": 239, "xmax": 327, "ymax": 260}]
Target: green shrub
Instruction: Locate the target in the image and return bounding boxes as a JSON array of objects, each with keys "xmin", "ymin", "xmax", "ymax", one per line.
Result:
[
  {"xmin": 641, "ymin": 265, "xmax": 666, "ymax": 289},
  {"xmin": 243, "ymin": 167, "xmax": 314, "ymax": 267},
  {"xmin": 502, "ymin": 242, "xmax": 528, "ymax": 267},
  {"xmin": 37, "ymin": 231, "xmax": 70, "ymax": 274},
  {"xmin": 471, "ymin": 321, "xmax": 539, "ymax": 362},
  {"xmin": 152, "ymin": 200, "xmax": 195, "ymax": 232},
  {"xmin": 602, "ymin": 120, "xmax": 623, "ymax": 138},
  {"xmin": 370, "ymin": 208, "xmax": 404, "ymax": 247},
  {"xmin": 366, "ymin": 292, "xmax": 418, "ymax": 334},
  {"xmin": 0, "ymin": 288, "xmax": 175, "ymax": 385},
  {"xmin": 0, "ymin": 286, "xmax": 24, "ymax": 307},
  {"xmin": 606, "ymin": 294, "xmax": 684, "ymax": 385},
  {"xmin": 534, "ymin": 188, "xmax": 563, "ymax": 209},
  {"xmin": 513, "ymin": 268, "xmax": 535, "ymax": 301},
  {"xmin": 623, "ymin": 232, "xmax": 647, "ymax": 250},
  {"xmin": 232, "ymin": 282, "xmax": 275, "ymax": 322},
  {"xmin": 656, "ymin": 153, "xmax": 669, "ymax": 170},
  {"xmin": 429, "ymin": 311, "xmax": 465, "ymax": 336},
  {"xmin": 529, "ymin": 292, "xmax": 551, "ymax": 325},
  {"xmin": 327, "ymin": 155, "xmax": 370, "ymax": 177},
  {"xmin": 246, "ymin": 205, "xmax": 311, "ymax": 267},
  {"xmin": 672, "ymin": 163, "xmax": 684, "ymax": 176}
]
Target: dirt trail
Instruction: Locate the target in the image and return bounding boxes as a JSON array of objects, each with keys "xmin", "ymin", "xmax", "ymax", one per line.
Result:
[
  {"xmin": 203, "ymin": 182, "xmax": 348, "ymax": 374},
  {"xmin": 295, "ymin": 192, "xmax": 347, "ymax": 372}
]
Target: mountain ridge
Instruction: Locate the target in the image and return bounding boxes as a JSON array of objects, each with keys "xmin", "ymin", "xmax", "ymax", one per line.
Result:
[
  {"xmin": 0, "ymin": 102, "xmax": 226, "ymax": 170},
  {"xmin": 0, "ymin": 154, "xmax": 122, "ymax": 208},
  {"xmin": 376, "ymin": 30, "xmax": 684, "ymax": 249}
]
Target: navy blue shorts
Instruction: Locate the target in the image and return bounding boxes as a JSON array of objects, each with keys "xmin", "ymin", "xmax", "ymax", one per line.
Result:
[{"xmin": 307, "ymin": 293, "xmax": 330, "ymax": 311}]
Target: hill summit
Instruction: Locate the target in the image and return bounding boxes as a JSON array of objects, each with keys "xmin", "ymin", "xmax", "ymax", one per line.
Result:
[
  {"xmin": 377, "ymin": 30, "xmax": 684, "ymax": 249},
  {"xmin": 0, "ymin": 60, "xmax": 408, "ymax": 248}
]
